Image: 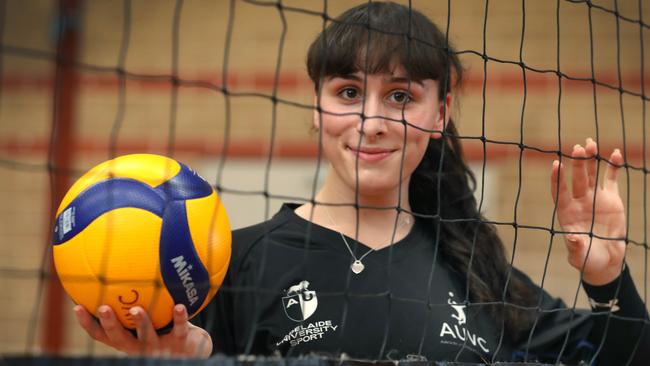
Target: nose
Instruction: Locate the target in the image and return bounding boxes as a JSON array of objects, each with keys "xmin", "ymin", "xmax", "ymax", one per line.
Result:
[{"xmin": 357, "ymin": 97, "xmax": 388, "ymax": 138}]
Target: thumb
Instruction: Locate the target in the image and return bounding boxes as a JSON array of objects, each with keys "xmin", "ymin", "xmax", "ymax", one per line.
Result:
[{"xmin": 565, "ymin": 234, "xmax": 588, "ymax": 266}]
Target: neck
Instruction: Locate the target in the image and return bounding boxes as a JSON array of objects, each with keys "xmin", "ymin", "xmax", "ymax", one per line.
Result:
[
  {"xmin": 318, "ymin": 168, "xmax": 412, "ymax": 209},
  {"xmin": 295, "ymin": 171, "xmax": 414, "ymax": 250}
]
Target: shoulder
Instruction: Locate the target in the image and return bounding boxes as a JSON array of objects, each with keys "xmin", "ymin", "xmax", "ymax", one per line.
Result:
[
  {"xmin": 229, "ymin": 203, "xmax": 300, "ymax": 273},
  {"xmin": 509, "ymin": 266, "xmax": 536, "ymax": 288}
]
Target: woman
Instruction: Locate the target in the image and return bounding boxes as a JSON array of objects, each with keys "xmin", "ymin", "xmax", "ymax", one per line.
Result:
[{"xmin": 75, "ymin": 2, "xmax": 649, "ymax": 364}]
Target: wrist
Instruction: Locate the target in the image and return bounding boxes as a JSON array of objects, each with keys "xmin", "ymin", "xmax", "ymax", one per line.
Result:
[
  {"xmin": 587, "ymin": 297, "xmax": 620, "ymax": 312},
  {"xmin": 581, "ymin": 262, "xmax": 625, "ymax": 286},
  {"xmin": 582, "ymin": 262, "xmax": 629, "ymax": 312}
]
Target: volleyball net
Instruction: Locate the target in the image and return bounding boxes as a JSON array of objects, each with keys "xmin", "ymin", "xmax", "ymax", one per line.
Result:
[{"xmin": 0, "ymin": 0, "xmax": 648, "ymax": 365}]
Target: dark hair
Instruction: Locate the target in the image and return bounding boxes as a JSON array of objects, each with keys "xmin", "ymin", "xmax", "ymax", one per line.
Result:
[{"xmin": 306, "ymin": 2, "xmax": 535, "ymax": 341}]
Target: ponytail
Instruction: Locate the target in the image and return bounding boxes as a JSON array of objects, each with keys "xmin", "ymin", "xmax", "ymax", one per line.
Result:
[{"xmin": 410, "ymin": 120, "xmax": 535, "ymax": 341}]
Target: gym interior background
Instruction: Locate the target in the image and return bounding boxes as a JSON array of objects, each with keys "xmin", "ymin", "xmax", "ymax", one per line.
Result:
[{"xmin": 1, "ymin": 0, "xmax": 648, "ymax": 355}]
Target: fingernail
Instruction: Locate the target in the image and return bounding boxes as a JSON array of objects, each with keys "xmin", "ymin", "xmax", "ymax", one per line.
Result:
[
  {"xmin": 129, "ymin": 307, "xmax": 141, "ymax": 318},
  {"xmin": 614, "ymin": 148, "xmax": 620, "ymax": 155},
  {"xmin": 98, "ymin": 306, "xmax": 109, "ymax": 319},
  {"xmin": 175, "ymin": 304, "xmax": 185, "ymax": 315},
  {"xmin": 73, "ymin": 305, "xmax": 82, "ymax": 313}
]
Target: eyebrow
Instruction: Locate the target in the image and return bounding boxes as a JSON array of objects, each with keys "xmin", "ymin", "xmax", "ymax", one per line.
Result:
[
  {"xmin": 335, "ymin": 74, "xmax": 363, "ymax": 82},
  {"xmin": 388, "ymin": 76, "xmax": 424, "ymax": 87},
  {"xmin": 334, "ymin": 74, "xmax": 424, "ymax": 87}
]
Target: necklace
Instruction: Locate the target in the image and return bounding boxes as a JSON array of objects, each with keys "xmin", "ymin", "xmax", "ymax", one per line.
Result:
[{"xmin": 323, "ymin": 206, "xmax": 412, "ymax": 274}]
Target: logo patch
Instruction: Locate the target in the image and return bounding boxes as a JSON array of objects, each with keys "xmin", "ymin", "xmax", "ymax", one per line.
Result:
[
  {"xmin": 439, "ymin": 291, "xmax": 490, "ymax": 354},
  {"xmin": 448, "ymin": 291, "xmax": 467, "ymax": 325},
  {"xmin": 282, "ymin": 281, "xmax": 318, "ymax": 322},
  {"xmin": 277, "ymin": 281, "xmax": 338, "ymax": 348}
]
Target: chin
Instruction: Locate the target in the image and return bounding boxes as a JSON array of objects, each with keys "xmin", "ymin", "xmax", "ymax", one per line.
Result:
[{"xmin": 348, "ymin": 177, "xmax": 405, "ymax": 199}]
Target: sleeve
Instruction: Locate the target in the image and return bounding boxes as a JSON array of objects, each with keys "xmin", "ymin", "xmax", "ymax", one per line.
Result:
[
  {"xmin": 192, "ymin": 219, "xmax": 282, "ymax": 356},
  {"xmin": 191, "ymin": 225, "xmax": 248, "ymax": 356},
  {"xmin": 581, "ymin": 265, "xmax": 650, "ymax": 365},
  {"xmin": 514, "ymin": 265, "xmax": 649, "ymax": 365},
  {"xmin": 193, "ymin": 267, "xmax": 238, "ymax": 355}
]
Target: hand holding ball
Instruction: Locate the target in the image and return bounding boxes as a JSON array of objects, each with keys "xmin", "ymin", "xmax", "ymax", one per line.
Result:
[{"xmin": 52, "ymin": 154, "xmax": 231, "ymax": 331}]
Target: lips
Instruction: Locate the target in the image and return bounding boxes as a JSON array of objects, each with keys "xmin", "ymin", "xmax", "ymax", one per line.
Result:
[{"xmin": 347, "ymin": 145, "xmax": 397, "ymax": 163}]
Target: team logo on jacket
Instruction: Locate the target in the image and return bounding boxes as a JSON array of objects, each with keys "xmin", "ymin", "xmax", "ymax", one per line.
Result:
[
  {"xmin": 439, "ymin": 292, "xmax": 490, "ymax": 354},
  {"xmin": 448, "ymin": 292, "xmax": 467, "ymax": 325},
  {"xmin": 282, "ymin": 281, "xmax": 318, "ymax": 321},
  {"xmin": 278, "ymin": 281, "xmax": 338, "ymax": 347}
]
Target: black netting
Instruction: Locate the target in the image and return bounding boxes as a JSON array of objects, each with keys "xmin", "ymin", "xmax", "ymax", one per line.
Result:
[{"xmin": 0, "ymin": 1, "xmax": 648, "ymax": 365}]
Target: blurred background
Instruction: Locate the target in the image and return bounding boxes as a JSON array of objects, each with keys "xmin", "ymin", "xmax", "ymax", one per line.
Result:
[{"xmin": 0, "ymin": 0, "xmax": 648, "ymax": 356}]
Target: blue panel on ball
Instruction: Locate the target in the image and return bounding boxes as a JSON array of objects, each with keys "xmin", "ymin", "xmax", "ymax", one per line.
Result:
[
  {"xmin": 52, "ymin": 178, "xmax": 166, "ymax": 245},
  {"xmin": 155, "ymin": 162, "xmax": 212, "ymax": 201},
  {"xmin": 159, "ymin": 200, "xmax": 210, "ymax": 316}
]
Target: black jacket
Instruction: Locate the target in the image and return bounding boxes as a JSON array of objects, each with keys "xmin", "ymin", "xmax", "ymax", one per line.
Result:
[{"xmin": 197, "ymin": 204, "xmax": 649, "ymax": 364}]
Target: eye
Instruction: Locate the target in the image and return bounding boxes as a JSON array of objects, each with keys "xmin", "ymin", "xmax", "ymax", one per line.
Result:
[
  {"xmin": 389, "ymin": 90, "xmax": 412, "ymax": 104},
  {"xmin": 338, "ymin": 87, "xmax": 360, "ymax": 100}
]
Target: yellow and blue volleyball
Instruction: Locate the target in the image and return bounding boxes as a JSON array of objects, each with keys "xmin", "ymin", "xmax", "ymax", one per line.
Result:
[{"xmin": 52, "ymin": 154, "xmax": 231, "ymax": 331}]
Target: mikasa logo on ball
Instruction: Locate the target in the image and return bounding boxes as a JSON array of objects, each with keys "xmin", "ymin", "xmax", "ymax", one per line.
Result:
[{"xmin": 171, "ymin": 255, "xmax": 199, "ymax": 306}]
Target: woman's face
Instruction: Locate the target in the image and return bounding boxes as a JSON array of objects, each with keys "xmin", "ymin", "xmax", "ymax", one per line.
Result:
[{"xmin": 315, "ymin": 65, "xmax": 451, "ymax": 198}]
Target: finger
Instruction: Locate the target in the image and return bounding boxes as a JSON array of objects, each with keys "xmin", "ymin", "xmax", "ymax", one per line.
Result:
[
  {"xmin": 565, "ymin": 234, "xmax": 583, "ymax": 251},
  {"xmin": 130, "ymin": 306, "xmax": 159, "ymax": 353},
  {"xmin": 551, "ymin": 160, "xmax": 571, "ymax": 208},
  {"xmin": 97, "ymin": 305, "xmax": 138, "ymax": 351},
  {"xmin": 170, "ymin": 304, "xmax": 190, "ymax": 355},
  {"xmin": 604, "ymin": 148, "xmax": 623, "ymax": 191},
  {"xmin": 172, "ymin": 304, "xmax": 189, "ymax": 339},
  {"xmin": 565, "ymin": 234, "xmax": 589, "ymax": 269},
  {"xmin": 585, "ymin": 138, "xmax": 598, "ymax": 189},
  {"xmin": 571, "ymin": 144, "xmax": 589, "ymax": 198},
  {"xmin": 192, "ymin": 328, "xmax": 213, "ymax": 358},
  {"xmin": 74, "ymin": 305, "xmax": 110, "ymax": 344}
]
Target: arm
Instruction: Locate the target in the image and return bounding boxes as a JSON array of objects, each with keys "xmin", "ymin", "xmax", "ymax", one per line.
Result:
[
  {"xmin": 513, "ymin": 267, "xmax": 649, "ymax": 365},
  {"xmin": 550, "ymin": 138, "xmax": 649, "ymax": 364},
  {"xmin": 582, "ymin": 265, "xmax": 649, "ymax": 365}
]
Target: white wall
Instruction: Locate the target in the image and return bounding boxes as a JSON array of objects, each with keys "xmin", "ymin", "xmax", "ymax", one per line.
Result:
[{"xmin": 196, "ymin": 158, "xmax": 496, "ymax": 230}]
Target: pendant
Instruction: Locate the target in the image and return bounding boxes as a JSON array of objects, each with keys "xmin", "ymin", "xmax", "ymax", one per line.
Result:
[{"xmin": 351, "ymin": 260, "xmax": 365, "ymax": 274}]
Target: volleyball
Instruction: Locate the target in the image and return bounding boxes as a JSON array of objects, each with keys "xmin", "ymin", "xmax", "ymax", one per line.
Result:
[{"xmin": 51, "ymin": 154, "xmax": 231, "ymax": 331}]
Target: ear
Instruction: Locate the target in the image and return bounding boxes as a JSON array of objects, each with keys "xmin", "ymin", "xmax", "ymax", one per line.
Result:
[{"xmin": 431, "ymin": 94, "xmax": 452, "ymax": 139}]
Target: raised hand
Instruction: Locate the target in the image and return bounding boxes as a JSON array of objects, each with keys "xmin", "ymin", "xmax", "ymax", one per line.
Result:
[
  {"xmin": 550, "ymin": 137, "xmax": 626, "ymax": 286},
  {"xmin": 74, "ymin": 304, "xmax": 212, "ymax": 358}
]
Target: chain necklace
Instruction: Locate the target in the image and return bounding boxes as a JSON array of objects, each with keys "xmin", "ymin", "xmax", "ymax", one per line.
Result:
[{"xmin": 323, "ymin": 206, "xmax": 412, "ymax": 274}]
